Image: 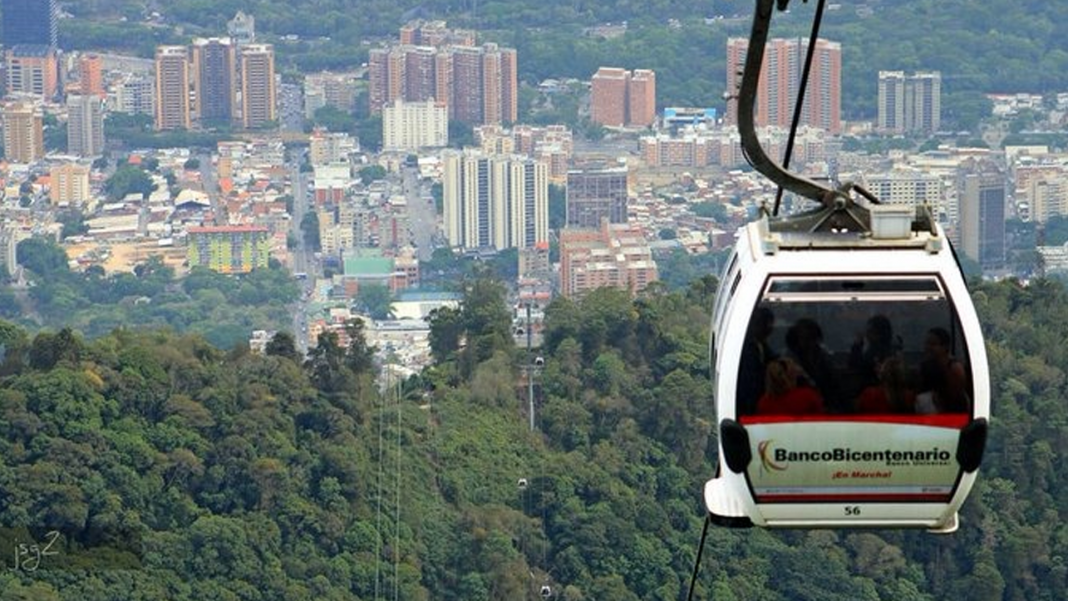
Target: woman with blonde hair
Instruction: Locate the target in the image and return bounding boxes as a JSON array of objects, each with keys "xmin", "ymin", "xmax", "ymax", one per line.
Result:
[{"xmin": 757, "ymin": 357, "xmax": 824, "ymax": 416}]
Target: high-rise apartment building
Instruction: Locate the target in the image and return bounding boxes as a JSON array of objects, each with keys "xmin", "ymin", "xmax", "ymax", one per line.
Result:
[
  {"xmin": 628, "ymin": 69, "xmax": 657, "ymax": 128},
  {"xmin": 591, "ymin": 68, "xmax": 629, "ymax": 127},
  {"xmin": 5, "ymin": 46, "xmax": 58, "ymax": 100},
  {"xmin": 2, "ymin": 102, "xmax": 44, "ymax": 164},
  {"xmin": 442, "ymin": 150, "xmax": 548, "ymax": 251},
  {"xmin": 906, "ymin": 71, "xmax": 941, "ymax": 134},
  {"xmin": 2, "ymin": 0, "xmax": 57, "ymax": 48},
  {"xmin": 590, "ymin": 67, "xmax": 657, "ymax": 128},
  {"xmin": 566, "ymin": 166, "xmax": 629, "ymax": 228},
  {"xmin": 78, "ymin": 54, "xmax": 106, "ymax": 98},
  {"xmin": 878, "ymin": 70, "xmax": 941, "ymax": 134},
  {"xmin": 877, "ymin": 71, "xmax": 905, "ymax": 133},
  {"xmin": 368, "ymin": 42, "xmax": 517, "ymax": 126},
  {"xmin": 50, "ymin": 163, "xmax": 91, "ymax": 206},
  {"xmin": 67, "ymin": 93, "xmax": 105, "ymax": 157},
  {"xmin": 726, "ymin": 37, "xmax": 841, "ymax": 134},
  {"xmin": 155, "ymin": 45, "xmax": 191, "ymax": 131},
  {"xmin": 110, "ymin": 73, "xmax": 155, "ymax": 116},
  {"xmin": 957, "ymin": 159, "xmax": 1006, "ymax": 271},
  {"xmin": 383, "ymin": 99, "xmax": 448, "ymax": 151},
  {"xmin": 239, "ymin": 44, "xmax": 276, "ymax": 129},
  {"xmin": 191, "ymin": 38, "xmax": 237, "ymax": 126}
]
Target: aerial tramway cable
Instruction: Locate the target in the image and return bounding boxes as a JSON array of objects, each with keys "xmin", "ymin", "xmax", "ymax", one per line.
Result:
[
  {"xmin": 690, "ymin": 0, "xmax": 831, "ymax": 594},
  {"xmin": 773, "ymin": 0, "xmax": 828, "ymax": 216}
]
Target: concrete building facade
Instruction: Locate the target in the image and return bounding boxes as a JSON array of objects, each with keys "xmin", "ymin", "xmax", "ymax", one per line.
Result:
[
  {"xmin": 239, "ymin": 44, "xmax": 276, "ymax": 129},
  {"xmin": 191, "ymin": 37, "xmax": 238, "ymax": 126},
  {"xmin": 369, "ymin": 42, "xmax": 517, "ymax": 126},
  {"xmin": 442, "ymin": 150, "xmax": 548, "ymax": 251},
  {"xmin": 2, "ymin": 0, "xmax": 57, "ymax": 48},
  {"xmin": 878, "ymin": 70, "xmax": 941, "ymax": 135},
  {"xmin": 67, "ymin": 93, "xmax": 106, "ymax": 157},
  {"xmin": 2, "ymin": 101, "xmax": 44, "ymax": 164},
  {"xmin": 155, "ymin": 45, "xmax": 191, "ymax": 131},
  {"xmin": 559, "ymin": 219, "xmax": 658, "ymax": 299},
  {"xmin": 726, "ymin": 37, "xmax": 841, "ymax": 134},
  {"xmin": 566, "ymin": 166, "xmax": 629, "ymax": 228},
  {"xmin": 5, "ymin": 46, "xmax": 58, "ymax": 100},
  {"xmin": 50, "ymin": 163, "xmax": 92, "ymax": 206},
  {"xmin": 957, "ymin": 159, "xmax": 1006, "ymax": 271},
  {"xmin": 382, "ymin": 99, "xmax": 448, "ymax": 151}
]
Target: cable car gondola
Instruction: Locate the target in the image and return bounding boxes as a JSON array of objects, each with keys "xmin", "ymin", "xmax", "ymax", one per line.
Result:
[{"xmin": 702, "ymin": 0, "xmax": 988, "ymax": 533}]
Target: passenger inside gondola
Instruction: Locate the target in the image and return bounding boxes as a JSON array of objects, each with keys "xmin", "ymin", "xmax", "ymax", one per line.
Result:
[
  {"xmin": 757, "ymin": 357, "xmax": 824, "ymax": 416},
  {"xmin": 849, "ymin": 314, "xmax": 900, "ymax": 387},
  {"xmin": 917, "ymin": 327, "xmax": 969, "ymax": 414},
  {"xmin": 784, "ymin": 318, "xmax": 841, "ymax": 411},
  {"xmin": 855, "ymin": 356, "xmax": 915, "ymax": 414},
  {"xmin": 738, "ymin": 307, "xmax": 777, "ymax": 415}
]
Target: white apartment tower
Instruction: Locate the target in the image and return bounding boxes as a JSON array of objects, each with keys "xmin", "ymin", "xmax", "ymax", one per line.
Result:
[
  {"xmin": 383, "ymin": 99, "xmax": 448, "ymax": 150},
  {"xmin": 442, "ymin": 150, "xmax": 548, "ymax": 251},
  {"xmin": 878, "ymin": 70, "xmax": 941, "ymax": 135},
  {"xmin": 67, "ymin": 93, "xmax": 105, "ymax": 157}
]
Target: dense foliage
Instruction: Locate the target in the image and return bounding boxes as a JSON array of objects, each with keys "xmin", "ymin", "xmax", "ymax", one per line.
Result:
[
  {"xmin": 1, "ymin": 266, "xmax": 1065, "ymax": 598},
  {"xmin": 9, "ymin": 237, "xmax": 299, "ymax": 349}
]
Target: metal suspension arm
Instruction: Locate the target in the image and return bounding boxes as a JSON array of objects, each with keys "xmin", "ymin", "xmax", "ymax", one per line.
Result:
[{"xmin": 737, "ymin": 0, "xmax": 843, "ymax": 207}]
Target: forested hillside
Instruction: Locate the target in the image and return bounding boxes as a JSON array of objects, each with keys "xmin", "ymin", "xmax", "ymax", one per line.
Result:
[
  {"xmin": 0, "ymin": 272, "xmax": 1065, "ymax": 599},
  {"xmin": 58, "ymin": 0, "xmax": 1068, "ymax": 124}
]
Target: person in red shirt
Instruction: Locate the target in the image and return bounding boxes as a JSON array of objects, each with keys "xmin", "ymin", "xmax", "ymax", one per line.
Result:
[
  {"xmin": 855, "ymin": 356, "xmax": 915, "ymax": 414},
  {"xmin": 757, "ymin": 358, "xmax": 824, "ymax": 416}
]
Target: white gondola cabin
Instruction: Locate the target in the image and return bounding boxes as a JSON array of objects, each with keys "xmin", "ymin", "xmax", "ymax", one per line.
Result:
[{"xmin": 704, "ymin": 204, "xmax": 989, "ymax": 532}]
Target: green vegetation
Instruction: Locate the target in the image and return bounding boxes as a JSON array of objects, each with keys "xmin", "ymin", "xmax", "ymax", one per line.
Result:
[
  {"xmin": 11, "ymin": 237, "xmax": 299, "ymax": 349},
  {"xmin": 105, "ymin": 113, "xmax": 234, "ymax": 150},
  {"xmin": 354, "ymin": 283, "xmax": 394, "ymax": 320},
  {"xmin": 1, "ymin": 256, "xmax": 1064, "ymax": 597},
  {"xmin": 357, "ymin": 165, "xmax": 387, "ymax": 186},
  {"xmin": 104, "ymin": 164, "xmax": 157, "ymax": 201}
]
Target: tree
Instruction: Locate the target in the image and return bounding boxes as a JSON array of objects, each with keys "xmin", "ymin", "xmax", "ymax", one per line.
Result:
[
  {"xmin": 312, "ymin": 105, "xmax": 357, "ymax": 134},
  {"xmin": 265, "ymin": 332, "xmax": 301, "ymax": 362},
  {"xmin": 428, "ymin": 305, "xmax": 464, "ymax": 363},
  {"xmin": 300, "ymin": 211, "xmax": 321, "ymax": 251},
  {"xmin": 104, "ymin": 165, "xmax": 157, "ymax": 201},
  {"xmin": 16, "ymin": 237, "xmax": 70, "ymax": 277},
  {"xmin": 459, "ymin": 270, "xmax": 513, "ymax": 372},
  {"xmin": 183, "ymin": 157, "xmax": 200, "ymax": 170},
  {"xmin": 355, "ymin": 114, "xmax": 382, "ymax": 152},
  {"xmin": 358, "ymin": 165, "xmax": 387, "ymax": 186},
  {"xmin": 344, "ymin": 318, "xmax": 376, "ymax": 375},
  {"xmin": 448, "ymin": 121, "xmax": 475, "ymax": 148},
  {"xmin": 56, "ymin": 210, "xmax": 90, "ymax": 240},
  {"xmin": 355, "ymin": 283, "xmax": 393, "ymax": 320}
]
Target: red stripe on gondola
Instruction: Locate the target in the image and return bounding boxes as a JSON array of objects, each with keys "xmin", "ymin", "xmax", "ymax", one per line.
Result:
[
  {"xmin": 740, "ymin": 413, "xmax": 970, "ymax": 428},
  {"xmin": 756, "ymin": 493, "xmax": 952, "ymax": 503}
]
